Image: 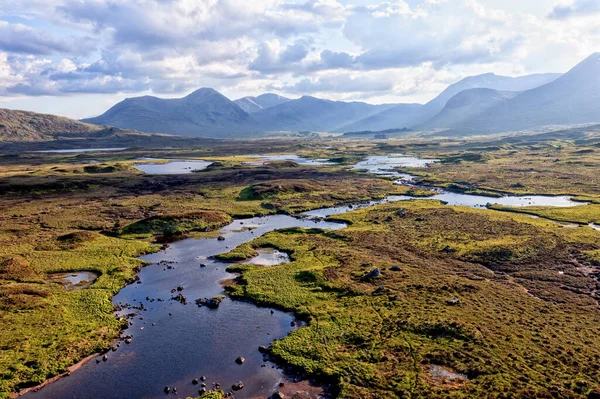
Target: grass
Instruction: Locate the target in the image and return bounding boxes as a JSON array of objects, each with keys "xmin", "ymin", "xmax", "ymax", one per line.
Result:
[
  {"xmin": 0, "ymin": 154, "xmax": 417, "ymax": 397},
  {"xmin": 226, "ymin": 200, "xmax": 600, "ymax": 398}
]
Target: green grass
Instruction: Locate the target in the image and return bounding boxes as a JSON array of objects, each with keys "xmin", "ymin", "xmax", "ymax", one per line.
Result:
[{"xmin": 226, "ymin": 200, "xmax": 600, "ymax": 398}]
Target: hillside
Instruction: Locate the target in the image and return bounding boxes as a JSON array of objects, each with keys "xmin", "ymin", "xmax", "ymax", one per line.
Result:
[
  {"xmin": 253, "ymin": 96, "xmax": 397, "ymax": 132},
  {"xmin": 83, "ymin": 88, "xmax": 259, "ymax": 138},
  {"xmin": 416, "ymin": 89, "xmax": 519, "ymax": 130},
  {"xmin": 343, "ymin": 72, "xmax": 561, "ymax": 132},
  {"xmin": 234, "ymin": 93, "xmax": 290, "ymax": 113},
  {"xmin": 450, "ymin": 53, "xmax": 600, "ymax": 133},
  {"xmin": 0, "ymin": 108, "xmax": 106, "ymax": 142}
]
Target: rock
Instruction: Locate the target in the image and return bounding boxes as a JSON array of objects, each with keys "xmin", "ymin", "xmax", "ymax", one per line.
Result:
[
  {"xmin": 172, "ymin": 293, "xmax": 188, "ymax": 305},
  {"xmin": 390, "ymin": 265, "xmax": 401, "ymax": 272},
  {"xmin": 235, "ymin": 356, "xmax": 245, "ymax": 364},
  {"xmin": 217, "ymin": 236, "xmax": 226, "ymax": 241},
  {"xmin": 198, "ymin": 388, "xmax": 206, "ymax": 394},
  {"xmin": 271, "ymin": 391, "xmax": 285, "ymax": 399},
  {"xmin": 172, "ymin": 387, "xmax": 177, "ymax": 393},
  {"xmin": 164, "ymin": 386, "xmax": 170, "ymax": 394},
  {"xmin": 270, "ymin": 309, "xmax": 275, "ymax": 314},
  {"xmin": 102, "ymin": 355, "xmax": 108, "ymax": 362},
  {"xmin": 200, "ymin": 263, "xmax": 207, "ymax": 267},
  {"xmin": 290, "ymin": 321, "xmax": 297, "ymax": 327},
  {"xmin": 232, "ymin": 381, "xmax": 244, "ymax": 391},
  {"xmin": 125, "ymin": 337, "xmax": 132, "ymax": 344},
  {"xmin": 192, "ymin": 378, "xmax": 199, "ymax": 385},
  {"xmin": 374, "ymin": 285, "xmax": 386, "ymax": 294},
  {"xmin": 365, "ymin": 268, "xmax": 381, "ymax": 279},
  {"xmin": 201, "ymin": 383, "xmax": 206, "ymax": 387},
  {"xmin": 397, "ymin": 209, "xmax": 406, "ymax": 217},
  {"xmin": 196, "ymin": 296, "xmax": 223, "ymax": 308},
  {"xmin": 446, "ymin": 298, "xmax": 460, "ymax": 306},
  {"xmin": 200, "ymin": 376, "xmax": 207, "ymax": 381},
  {"xmin": 176, "ymin": 286, "xmax": 184, "ymax": 291},
  {"xmin": 442, "ymin": 245, "xmax": 453, "ymax": 253},
  {"xmin": 258, "ymin": 345, "xmax": 268, "ymax": 353}
]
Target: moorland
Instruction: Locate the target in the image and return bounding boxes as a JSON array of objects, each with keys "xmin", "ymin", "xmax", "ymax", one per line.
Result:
[{"xmin": 2, "ymin": 127, "xmax": 600, "ymax": 398}]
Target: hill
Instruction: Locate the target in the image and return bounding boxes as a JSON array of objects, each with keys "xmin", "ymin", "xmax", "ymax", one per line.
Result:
[
  {"xmin": 234, "ymin": 93, "xmax": 290, "ymax": 113},
  {"xmin": 0, "ymin": 108, "xmax": 107, "ymax": 142},
  {"xmin": 450, "ymin": 53, "xmax": 600, "ymax": 133},
  {"xmin": 253, "ymin": 96, "xmax": 397, "ymax": 132},
  {"xmin": 343, "ymin": 73, "xmax": 561, "ymax": 132},
  {"xmin": 83, "ymin": 88, "xmax": 259, "ymax": 138}
]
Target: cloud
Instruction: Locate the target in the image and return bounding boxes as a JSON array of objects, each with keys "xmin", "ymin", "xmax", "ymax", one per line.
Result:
[
  {"xmin": 249, "ymin": 39, "xmax": 312, "ymax": 74},
  {"xmin": 548, "ymin": 0, "xmax": 600, "ymax": 20},
  {"xmin": 0, "ymin": 21, "xmax": 74, "ymax": 55}
]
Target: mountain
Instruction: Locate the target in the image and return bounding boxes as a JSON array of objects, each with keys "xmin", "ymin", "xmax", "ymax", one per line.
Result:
[
  {"xmin": 253, "ymin": 96, "xmax": 398, "ymax": 132},
  {"xmin": 83, "ymin": 88, "xmax": 258, "ymax": 138},
  {"xmin": 416, "ymin": 89, "xmax": 519, "ymax": 130},
  {"xmin": 343, "ymin": 72, "xmax": 561, "ymax": 132},
  {"xmin": 0, "ymin": 108, "xmax": 106, "ymax": 142},
  {"xmin": 336, "ymin": 103, "xmax": 422, "ymax": 133},
  {"xmin": 449, "ymin": 53, "xmax": 600, "ymax": 133},
  {"xmin": 234, "ymin": 93, "xmax": 290, "ymax": 113}
]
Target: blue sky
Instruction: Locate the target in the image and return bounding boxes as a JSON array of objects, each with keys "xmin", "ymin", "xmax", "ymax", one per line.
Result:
[{"xmin": 0, "ymin": 0, "xmax": 598, "ymax": 119}]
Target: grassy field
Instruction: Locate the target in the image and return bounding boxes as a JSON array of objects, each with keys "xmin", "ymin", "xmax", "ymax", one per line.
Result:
[
  {"xmin": 3, "ymin": 132, "xmax": 600, "ymax": 398},
  {"xmin": 223, "ymin": 200, "xmax": 600, "ymax": 398},
  {"xmin": 0, "ymin": 152, "xmax": 414, "ymax": 397}
]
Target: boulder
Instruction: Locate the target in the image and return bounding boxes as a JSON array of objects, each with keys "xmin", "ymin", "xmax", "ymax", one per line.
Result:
[
  {"xmin": 232, "ymin": 381, "xmax": 244, "ymax": 391},
  {"xmin": 235, "ymin": 356, "xmax": 245, "ymax": 364},
  {"xmin": 588, "ymin": 390, "xmax": 600, "ymax": 399},
  {"xmin": 390, "ymin": 265, "xmax": 401, "ymax": 272},
  {"xmin": 217, "ymin": 236, "xmax": 226, "ymax": 241},
  {"xmin": 446, "ymin": 298, "xmax": 460, "ymax": 306},
  {"xmin": 365, "ymin": 268, "xmax": 381, "ymax": 279}
]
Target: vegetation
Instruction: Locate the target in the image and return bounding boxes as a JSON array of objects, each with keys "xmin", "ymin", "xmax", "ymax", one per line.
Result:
[
  {"xmin": 3, "ymin": 131, "xmax": 600, "ymax": 398},
  {"xmin": 227, "ymin": 200, "xmax": 600, "ymax": 398}
]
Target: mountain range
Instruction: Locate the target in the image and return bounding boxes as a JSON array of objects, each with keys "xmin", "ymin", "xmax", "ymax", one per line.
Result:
[{"xmin": 37, "ymin": 53, "xmax": 600, "ymax": 138}]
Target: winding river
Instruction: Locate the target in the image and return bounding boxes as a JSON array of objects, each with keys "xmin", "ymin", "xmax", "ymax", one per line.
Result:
[{"xmin": 26, "ymin": 154, "xmax": 589, "ymax": 399}]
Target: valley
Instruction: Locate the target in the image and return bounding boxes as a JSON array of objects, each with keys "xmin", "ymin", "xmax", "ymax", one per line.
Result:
[{"xmin": 2, "ymin": 131, "xmax": 600, "ymax": 398}]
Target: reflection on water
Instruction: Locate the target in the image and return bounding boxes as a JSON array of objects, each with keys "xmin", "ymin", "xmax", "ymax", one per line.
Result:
[
  {"xmin": 25, "ymin": 215, "xmax": 345, "ymax": 399},
  {"xmin": 35, "ymin": 148, "xmax": 127, "ymax": 153},
  {"xmin": 46, "ymin": 271, "xmax": 99, "ymax": 290},
  {"xmin": 353, "ymin": 154, "xmax": 439, "ymax": 175},
  {"xmin": 243, "ymin": 248, "xmax": 291, "ymax": 266},
  {"xmin": 245, "ymin": 154, "xmax": 334, "ymax": 165},
  {"xmin": 134, "ymin": 159, "xmax": 213, "ymax": 174}
]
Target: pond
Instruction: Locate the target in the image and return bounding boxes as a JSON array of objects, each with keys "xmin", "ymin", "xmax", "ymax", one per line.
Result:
[
  {"xmin": 24, "ymin": 214, "xmax": 346, "ymax": 399},
  {"xmin": 134, "ymin": 159, "xmax": 213, "ymax": 174},
  {"xmin": 34, "ymin": 148, "xmax": 127, "ymax": 153},
  {"xmin": 243, "ymin": 248, "xmax": 291, "ymax": 266},
  {"xmin": 46, "ymin": 271, "xmax": 99, "ymax": 291}
]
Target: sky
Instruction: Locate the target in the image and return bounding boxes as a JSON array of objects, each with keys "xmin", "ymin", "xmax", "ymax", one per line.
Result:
[{"xmin": 0, "ymin": 0, "xmax": 599, "ymax": 119}]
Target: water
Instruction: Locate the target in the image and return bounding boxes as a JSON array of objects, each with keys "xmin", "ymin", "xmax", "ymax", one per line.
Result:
[
  {"xmin": 46, "ymin": 271, "xmax": 99, "ymax": 291},
  {"xmin": 353, "ymin": 154, "xmax": 439, "ymax": 175},
  {"xmin": 34, "ymin": 148, "xmax": 127, "ymax": 153},
  {"xmin": 245, "ymin": 154, "xmax": 334, "ymax": 165},
  {"xmin": 25, "ymin": 153, "xmax": 592, "ymax": 398},
  {"xmin": 243, "ymin": 249, "xmax": 291, "ymax": 266},
  {"xmin": 302, "ymin": 193, "xmax": 585, "ymax": 218},
  {"xmin": 134, "ymin": 159, "xmax": 213, "ymax": 174},
  {"xmin": 25, "ymin": 215, "xmax": 346, "ymax": 399}
]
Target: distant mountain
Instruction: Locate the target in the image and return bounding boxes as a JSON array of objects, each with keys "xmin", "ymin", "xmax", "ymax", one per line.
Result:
[
  {"xmin": 234, "ymin": 93, "xmax": 290, "ymax": 113},
  {"xmin": 0, "ymin": 108, "xmax": 106, "ymax": 142},
  {"xmin": 83, "ymin": 88, "xmax": 258, "ymax": 138},
  {"xmin": 336, "ymin": 103, "xmax": 422, "ymax": 133},
  {"xmin": 416, "ymin": 89, "xmax": 519, "ymax": 130},
  {"xmin": 448, "ymin": 53, "xmax": 600, "ymax": 133},
  {"xmin": 253, "ymin": 96, "xmax": 397, "ymax": 132},
  {"xmin": 344, "ymin": 72, "xmax": 561, "ymax": 132}
]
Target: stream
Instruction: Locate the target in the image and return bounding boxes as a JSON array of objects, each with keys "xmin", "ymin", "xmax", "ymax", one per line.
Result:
[{"xmin": 26, "ymin": 154, "xmax": 590, "ymax": 399}]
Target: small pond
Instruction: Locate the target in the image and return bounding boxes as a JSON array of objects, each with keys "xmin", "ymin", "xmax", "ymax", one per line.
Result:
[
  {"xmin": 243, "ymin": 248, "xmax": 291, "ymax": 266},
  {"xmin": 134, "ymin": 159, "xmax": 213, "ymax": 174},
  {"xmin": 46, "ymin": 271, "xmax": 99, "ymax": 290},
  {"xmin": 35, "ymin": 148, "xmax": 127, "ymax": 153}
]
